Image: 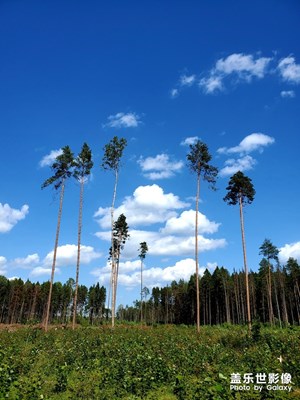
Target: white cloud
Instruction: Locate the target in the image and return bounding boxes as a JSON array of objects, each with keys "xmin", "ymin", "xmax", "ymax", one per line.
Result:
[
  {"xmin": 199, "ymin": 75, "xmax": 223, "ymax": 94},
  {"xmin": 180, "ymin": 136, "xmax": 199, "ymax": 146},
  {"xmin": 94, "ymin": 184, "xmax": 189, "ymax": 229},
  {"xmin": 96, "ymin": 226, "xmax": 226, "ymax": 260},
  {"xmin": 0, "ymin": 256, "xmax": 7, "ymax": 274},
  {"xmin": 0, "ymin": 256, "xmax": 7, "ymax": 267},
  {"xmin": 138, "ymin": 154, "xmax": 184, "ymax": 180},
  {"xmin": 30, "ymin": 266, "xmax": 57, "ymax": 277},
  {"xmin": 170, "ymin": 88, "xmax": 179, "ymax": 98},
  {"xmin": 92, "ymin": 259, "xmax": 141, "ymax": 277},
  {"xmin": 279, "ymin": 242, "xmax": 300, "ymax": 264},
  {"xmin": 280, "ymin": 90, "xmax": 295, "ymax": 98},
  {"xmin": 217, "ymin": 133, "xmax": 275, "ymax": 155},
  {"xmin": 94, "ymin": 258, "xmax": 217, "ymax": 289},
  {"xmin": 278, "ymin": 56, "xmax": 300, "ymax": 84},
  {"xmin": 149, "ymin": 234, "xmax": 226, "ymax": 257},
  {"xmin": 219, "ymin": 155, "xmax": 257, "ymax": 177},
  {"xmin": 215, "ymin": 53, "xmax": 272, "ymax": 79},
  {"xmin": 161, "ymin": 210, "xmax": 220, "ymax": 235},
  {"xmin": 39, "ymin": 149, "xmax": 63, "ymax": 167},
  {"xmin": 43, "ymin": 244, "xmax": 101, "ymax": 267},
  {"xmin": 180, "ymin": 74, "xmax": 196, "ymax": 86},
  {"xmin": 0, "ymin": 203, "xmax": 29, "ymax": 233},
  {"xmin": 104, "ymin": 112, "xmax": 142, "ymax": 128},
  {"xmin": 199, "ymin": 53, "xmax": 272, "ymax": 94},
  {"xmin": 12, "ymin": 254, "xmax": 40, "ymax": 267}
]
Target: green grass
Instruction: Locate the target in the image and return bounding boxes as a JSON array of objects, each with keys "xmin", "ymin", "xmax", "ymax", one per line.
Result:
[{"xmin": 0, "ymin": 324, "xmax": 299, "ymax": 399}]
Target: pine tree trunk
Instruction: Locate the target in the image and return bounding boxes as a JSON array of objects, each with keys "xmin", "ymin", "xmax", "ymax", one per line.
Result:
[
  {"xmin": 72, "ymin": 178, "xmax": 84, "ymax": 330},
  {"xmin": 44, "ymin": 180, "xmax": 65, "ymax": 332},
  {"xmin": 195, "ymin": 173, "xmax": 200, "ymax": 333},
  {"xmin": 111, "ymin": 169, "xmax": 118, "ymax": 328},
  {"xmin": 239, "ymin": 195, "xmax": 251, "ymax": 332},
  {"xmin": 140, "ymin": 259, "xmax": 143, "ymax": 323},
  {"xmin": 273, "ymin": 273, "xmax": 281, "ymax": 327},
  {"xmin": 30, "ymin": 286, "xmax": 38, "ymax": 321},
  {"xmin": 267, "ymin": 259, "xmax": 274, "ymax": 325}
]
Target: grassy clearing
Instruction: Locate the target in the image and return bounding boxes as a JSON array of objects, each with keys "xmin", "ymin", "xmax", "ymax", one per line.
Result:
[{"xmin": 0, "ymin": 324, "xmax": 299, "ymax": 399}]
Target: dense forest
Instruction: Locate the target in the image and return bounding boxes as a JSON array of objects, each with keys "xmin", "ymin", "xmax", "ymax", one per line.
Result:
[{"xmin": 0, "ymin": 255, "xmax": 299, "ymax": 326}]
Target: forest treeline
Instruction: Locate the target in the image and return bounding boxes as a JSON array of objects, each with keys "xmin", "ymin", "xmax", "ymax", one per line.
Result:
[
  {"xmin": 120, "ymin": 257, "xmax": 300, "ymax": 326},
  {"xmin": 0, "ymin": 256, "xmax": 299, "ymax": 326},
  {"xmin": 0, "ymin": 277, "xmax": 106, "ymax": 325}
]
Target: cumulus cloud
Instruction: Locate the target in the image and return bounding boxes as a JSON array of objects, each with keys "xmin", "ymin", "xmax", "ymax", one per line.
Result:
[
  {"xmin": 279, "ymin": 242, "xmax": 300, "ymax": 264},
  {"xmin": 94, "ymin": 185, "xmax": 226, "ymax": 275},
  {"xmin": 92, "ymin": 259, "xmax": 141, "ymax": 277},
  {"xmin": 180, "ymin": 136, "xmax": 199, "ymax": 146},
  {"xmin": 138, "ymin": 154, "xmax": 184, "ymax": 180},
  {"xmin": 199, "ymin": 53, "xmax": 272, "ymax": 94},
  {"xmin": 30, "ymin": 266, "xmax": 56, "ymax": 277},
  {"xmin": 280, "ymin": 90, "xmax": 295, "ymax": 98},
  {"xmin": 278, "ymin": 56, "xmax": 300, "ymax": 84},
  {"xmin": 0, "ymin": 256, "xmax": 7, "ymax": 267},
  {"xmin": 96, "ymin": 224, "xmax": 226, "ymax": 259},
  {"xmin": 104, "ymin": 112, "xmax": 142, "ymax": 128},
  {"xmin": 43, "ymin": 244, "xmax": 101, "ymax": 267},
  {"xmin": 215, "ymin": 53, "xmax": 272, "ymax": 79},
  {"xmin": 219, "ymin": 155, "xmax": 257, "ymax": 176},
  {"xmin": 12, "ymin": 254, "xmax": 40, "ymax": 267},
  {"xmin": 0, "ymin": 256, "xmax": 7, "ymax": 274},
  {"xmin": 93, "ymin": 258, "xmax": 217, "ymax": 289},
  {"xmin": 94, "ymin": 184, "xmax": 189, "ymax": 229},
  {"xmin": 218, "ymin": 133, "xmax": 274, "ymax": 177},
  {"xmin": 173, "ymin": 53, "xmax": 300, "ymax": 96},
  {"xmin": 218, "ymin": 133, "xmax": 275, "ymax": 155},
  {"xmin": 161, "ymin": 210, "xmax": 220, "ymax": 235},
  {"xmin": 0, "ymin": 203, "xmax": 29, "ymax": 233},
  {"xmin": 39, "ymin": 149, "xmax": 63, "ymax": 167}
]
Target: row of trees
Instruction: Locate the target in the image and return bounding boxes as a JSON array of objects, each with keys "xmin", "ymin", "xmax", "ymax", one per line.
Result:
[
  {"xmin": 0, "ymin": 276, "xmax": 106, "ymax": 325},
  {"xmin": 42, "ymin": 143, "xmax": 93, "ymax": 331},
  {"xmin": 1, "ymin": 251, "xmax": 298, "ymax": 327},
  {"xmin": 186, "ymin": 141, "xmax": 256, "ymax": 333},
  {"xmin": 42, "ymin": 137, "xmax": 144, "ymax": 330},
  {"xmin": 39, "ymin": 137, "xmax": 297, "ymax": 333},
  {"xmin": 118, "ymin": 255, "xmax": 300, "ymax": 327}
]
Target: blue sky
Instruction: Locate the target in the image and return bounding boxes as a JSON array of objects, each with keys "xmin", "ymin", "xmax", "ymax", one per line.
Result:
[{"xmin": 1, "ymin": 0, "xmax": 300, "ymax": 307}]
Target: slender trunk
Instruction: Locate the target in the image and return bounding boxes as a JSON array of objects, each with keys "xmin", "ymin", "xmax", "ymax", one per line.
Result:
[
  {"xmin": 113, "ymin": 253, "xmax": 120, "ymax": 319},
  {"xmin": 111, "ymin": 169, "xmax": 118, "ymax": 328},
  {"xmin": 239, "ymin": 195, "xmax": 251, "ymax": 332},
  {"xmin": 30, "ymin": 286, "xmax": 38, "ymax": 321},
  {"xmin": 195, "ymin": 173, "xmax": 200, "ymax": 333},
  {"xmin": 44, "ymin": 180, "xmax": 65, "ymax": 332},
  {"xmin": 72, "ymin": 178, "xmax": 84, "ymax": 330},
  {"xmin": 18, "ymin": 299, "xmax": 25, "ymax": 323},
  {"xmin": 294, "ymin": 285, "xmax": 300, "ymax": 324},
  {"xmin": 267, "ymin": 258, "xmax": 274, "ymax": 325},
  {"xmin": 223, "ymin": 278, "xmax": 231, "ymax": 323},
  {"xmin": 273, "ymin": 273, "xmax": 281, "ymax": 327},
  {"xmin": 140, "ymin": 259, "xmax": 143, "ymax": 323},
  {"xmin": 234, "ymin": 274, "xmax": 240, "ymax": 324}
]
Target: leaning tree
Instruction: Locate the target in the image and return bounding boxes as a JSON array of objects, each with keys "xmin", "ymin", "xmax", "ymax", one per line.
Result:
[
  {"xmin": 41, "ymin": 145, "xmax": 74, "ymax": 331},
  {"xmin": 72, "ymin": 142, "xmax": 93, "ymax": 330},
  {"xmin": 187, "ymin": 140, "xmax": 218, "ymax": 333},
  {"xmin": 101, "ymin": 136, "xmax": 127, "ymax": 327},
  {"xmin": 223, "ymin": 170, "xmax": 255, "ymax": 332}
]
